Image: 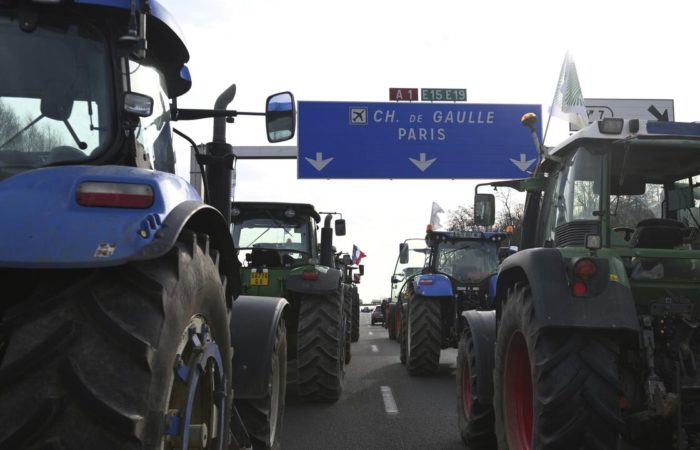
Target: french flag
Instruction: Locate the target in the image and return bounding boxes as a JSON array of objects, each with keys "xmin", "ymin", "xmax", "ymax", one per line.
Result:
[{"xmin": 352, "ymin": 245, "xmax": 366, "ymax": 265}]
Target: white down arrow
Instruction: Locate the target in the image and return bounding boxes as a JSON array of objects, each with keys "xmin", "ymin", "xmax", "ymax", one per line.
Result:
[
  {"xmin": 510, "ymin": 153, "xmax": 536, "ymax": 172},
  {"xmin": 305, "ymin": 152, "xmax": 334, "ymax": 171},
  {"xmin": 409, "ymin": 153, "xmax": 436, "ymax": 172}
]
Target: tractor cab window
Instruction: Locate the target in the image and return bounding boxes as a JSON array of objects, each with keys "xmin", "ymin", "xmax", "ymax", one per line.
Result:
[
  {"xmin": 436, "ymin": 240, "xmax": 499, "ymax": 283},
  {"xmin": 543, "ymin": 147, "xmax": 603, "ymax": 246},
  {"xmin": 0, "ymin": 16, "xmax": 113, "ymax": 179},
  {"xmin": 231, "ymin": 217, "xmax": 311, "ymax": 267},
  {"xmin": 129, "ymin": 62, "xmax": 174, "ymax": 173}
]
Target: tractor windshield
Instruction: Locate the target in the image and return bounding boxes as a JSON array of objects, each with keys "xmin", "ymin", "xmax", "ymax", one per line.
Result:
[
  {"xmin": 0, "ymin": 15, "xmax": 113, "ymax": 179},
  {"xmin": 231, "ymin": 217, "xmax": 311, "ymax": 266},
  {"xmin": 436, "ymin": 240, "xmax": 499, "ymax": 283}
]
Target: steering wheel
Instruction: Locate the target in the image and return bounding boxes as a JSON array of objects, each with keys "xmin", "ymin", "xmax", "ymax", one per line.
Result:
[{"xmin": 613, "ymin": 227, "xmax": 635, "ymax": 241}]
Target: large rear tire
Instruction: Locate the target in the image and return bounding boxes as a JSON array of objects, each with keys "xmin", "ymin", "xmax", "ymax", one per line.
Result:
[
  {"xmin": 351, "ymin": 289, "xmax": 360, "ymax": 343},
  {"xmin": 457, "ymin": 328, "xmax": 496, "ymax": 449},
  {"xmin": 494, "ymin": 283, "xmax": 624, "ymax": 450},
  {"xmin": 406, "ymin": 294, "xmax": 442, "ymax": 376},
  {"xmin": 297, "ymin": 293, "xmax": 345, "ymax": 402},
  {"xmin": 0, "ymin": 231, "xmax": 231, "ymax": 450},
  {"xmin": 235, "ymin": 319, "xmax": 287, "ymax": 450},
  {"xmin": 399, "ymin": 303, "xmax": 407, "ymax": 365},
  {"xmin": 342, "ymin": 286, "xmax": 352, "ymax": 365},
  {"xmin": 388, "ymin": 304, "xmax": 397, "ymax": 340}
]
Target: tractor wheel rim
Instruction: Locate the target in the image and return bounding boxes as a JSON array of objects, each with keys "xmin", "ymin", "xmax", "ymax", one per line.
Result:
[
  {"xmin": 503, "ymin": 331, "xmax": 532, "ymax": 450},
  {"xmin": 462, "ymin": 358, "xmax": 472, "ymax": 418},
  {"xmin": 163, "ymin": 316, "xmax": 226, "ymax": 450}
]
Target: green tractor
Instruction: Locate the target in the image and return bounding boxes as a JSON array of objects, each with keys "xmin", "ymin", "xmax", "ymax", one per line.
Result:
[
  {"xmin": 230, "ymin": 202, "xmax": 348, "ymax": 402},
  {"xmin": 458, "ymin": 114, "xmax": 700, "ymax": 449}
]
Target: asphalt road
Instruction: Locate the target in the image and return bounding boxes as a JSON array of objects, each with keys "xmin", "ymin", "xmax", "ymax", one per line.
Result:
[{"xmin": 280, "ymin": 311, "xmax": 464, "ymax": 450}]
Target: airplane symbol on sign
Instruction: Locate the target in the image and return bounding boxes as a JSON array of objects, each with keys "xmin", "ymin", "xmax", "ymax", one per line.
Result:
[{"xmin": 350, "ymin": 107, "xmax": 368, "ymax": 125}]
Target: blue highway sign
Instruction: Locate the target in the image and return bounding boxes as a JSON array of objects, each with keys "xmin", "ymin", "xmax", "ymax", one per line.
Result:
[{"xmin": 297, "ymin": 101, "xmax": 542, "ymax": 179}]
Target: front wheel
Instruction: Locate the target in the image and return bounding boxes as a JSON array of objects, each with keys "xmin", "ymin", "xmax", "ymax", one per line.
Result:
[
  {"xmin": 388, "ymin": 304, "xmax": 397, "ymax": 340},
  {"xmin": 456, "ymin": 328, "xmax": 495, "ymax": 448},
  {"xmin": 494, "ymin": 283, "xmax": 624, "ymax": 450},
  {"xmin": 0, "ymin": 231, "xmax": 231, "ymax": 450},
  {"xmin": 235, "ymin": 319, "xmax": 287, "ymax": 450}
]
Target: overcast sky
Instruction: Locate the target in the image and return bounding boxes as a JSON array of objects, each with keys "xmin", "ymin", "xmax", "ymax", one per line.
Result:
[{"xmin": 163, "ymin": 0, "xmax": 700, "ymax": 301}]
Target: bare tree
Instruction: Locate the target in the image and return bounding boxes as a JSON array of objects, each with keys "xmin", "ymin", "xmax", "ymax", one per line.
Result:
[{"xmin": 446, "ymin": 205, "xmax": 476, "ymax": 231}]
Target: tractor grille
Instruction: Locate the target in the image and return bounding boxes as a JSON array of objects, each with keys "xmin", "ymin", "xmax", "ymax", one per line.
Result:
[{"xmin": 555, "ymin": 220, "xmax": 600, "ymax": 247}]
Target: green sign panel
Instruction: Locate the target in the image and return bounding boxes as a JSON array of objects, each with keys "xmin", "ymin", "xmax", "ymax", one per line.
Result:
[{"xmin": 421, "ymin": 88, "xmax": 467, "ymax": 102}]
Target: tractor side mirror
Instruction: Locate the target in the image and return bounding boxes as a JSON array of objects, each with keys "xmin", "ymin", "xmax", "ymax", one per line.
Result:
[
  {"xmin": 359, "ymin": 264, "xmax": 364, "ymax": 276},
  {"xmin": 123, "ymin": 92, "xmax": 154, "ymax": 118},
  {"xmin": 266, "ymin": 91, "xmax": 295, "ymax": 143},
  {"xmin": 399, "ymin": 243, "xmax": 409, "ymax": 264},
  {"xmin": 391, "ymin": 275, "xmax": 403, "ymax": 284},
  {"xmin": 342, "ymin": 254, "xmax": 352, "ymax": 266},
  {"xmin": 334, "ymin": 219, "xmax": 346, "ymax": 236},
  {"xmin": 474, "ymin": 193, "xmax": 496, "ymax": 226}
]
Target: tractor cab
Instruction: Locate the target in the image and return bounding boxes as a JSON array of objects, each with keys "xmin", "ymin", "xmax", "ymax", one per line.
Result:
[{"xmin": 231, "ymin": 202, "xmax": 320, "ymax": 269}]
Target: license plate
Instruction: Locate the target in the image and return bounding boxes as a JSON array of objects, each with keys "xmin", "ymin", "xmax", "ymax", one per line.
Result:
[{"xmin": 250, "ymin": 271, "xmax": 269, "ymax": 286}]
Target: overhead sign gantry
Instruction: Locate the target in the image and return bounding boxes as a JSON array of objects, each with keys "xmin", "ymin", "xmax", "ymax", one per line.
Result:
[{"xmin": 297, "ymin": 101, "xmax": 541, "ymax": 179}]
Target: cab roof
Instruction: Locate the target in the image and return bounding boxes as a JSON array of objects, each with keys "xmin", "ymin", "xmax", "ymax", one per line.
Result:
[{"xmin": 232, "ymin": 202, "xmax": 321, "ymax": 223}]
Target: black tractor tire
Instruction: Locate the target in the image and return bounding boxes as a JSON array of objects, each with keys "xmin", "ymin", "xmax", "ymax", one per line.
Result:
[
  {"xmin": 494, "ymin": 283, "xmax": 624, "ymax": 450},
  {"xmin": 297, "ymin": 293, "xmax": 345, "ymax": 402},
  {"xmin": 235, "ymin": 319, "xmax": 287, "ymax": 450},
  {"xmin": 457, "ymin": 328, "xmax": 496, "ymax": 449},
  {"xmin": 388, "ymin": 304, "xmax": 398, "ymax": 340},
  {"xmin": 406, "ymin": 294, "xmax": 442, "ymax": 376},
  {"xmin": 342, "ymin": 286, "xmax": 352, "ymax": 365},
  {"xmin": 0, "ymin": 231, "xmax": 232, "ymax": 450},
  {"xmin": 399, "ymin": 303, "xmax": 407, "ymax": 365},
  {"xmin": 351, "ymin": 290, "xmax": 360, "ymax": 343}
]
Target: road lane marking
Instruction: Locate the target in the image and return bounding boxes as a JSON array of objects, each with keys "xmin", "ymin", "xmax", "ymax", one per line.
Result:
[
  {"xmin": 371, "ymin": 345, "xmax": 379, "ymax": 352},
  {"xmin": 380, "ymin": 386, "xmax": 398, "ymax": 415}
]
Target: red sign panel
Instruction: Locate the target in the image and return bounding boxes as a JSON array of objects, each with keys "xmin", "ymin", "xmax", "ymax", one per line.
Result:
[{"xmin": 389, "ymin": 88, "xmax": 419, "ymax": 102}]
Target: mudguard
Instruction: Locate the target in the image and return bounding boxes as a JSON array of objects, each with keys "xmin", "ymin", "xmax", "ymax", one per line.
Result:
[
  {"xmin": 0, "ymin": 166, "xmax": 219, "ymax": 266},
  {"xmin": 496, "ymin": 248, "xmax": 639, "ymax": 332},
  {"xmin": 413, "ymin": 273, "xmax": 453, "ymax": 297},
  {"xmin": 459, "ymin": 310, "xmax": 496, "ymax": 404},
  {"xmin": 286, "ymin": 266, "xmax": 342, "ymax": 296},
  {"xmin": 230, "ymin": 295, "xmax": 288, "ymax": 399}
]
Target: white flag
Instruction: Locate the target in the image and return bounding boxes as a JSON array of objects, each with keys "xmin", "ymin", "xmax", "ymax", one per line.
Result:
[
  {"xmin": 430, "ymin": 202, "xmax": 444, "ymax": 230},
  {"xmin": 550, "ymin": 52, "xmax": 588, "ymax": 129}
]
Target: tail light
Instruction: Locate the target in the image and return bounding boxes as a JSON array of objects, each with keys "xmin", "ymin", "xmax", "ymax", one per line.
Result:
[
  {"xmin": 574, "ymin": 259, "xmax": 597, "ymax": 280},
  {"xmin": 571, "ymin": 258, "xmax": 597, "ymax": 296},
  {"xmin": 77, "ymin": 182, "xmax": 154, "ymax": 208},
  {"xmin": 302, "ymin": 271, "xmax": 319, "ymax": 281},
  {"xmin": 418, "ymin": 278, "xmax": 433, "ymax": 286}
]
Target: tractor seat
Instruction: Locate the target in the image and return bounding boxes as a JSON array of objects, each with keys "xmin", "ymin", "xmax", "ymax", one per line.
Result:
[
  {"xmin": 250, "ymin": 248, "xmax": 282, "ymax": 268},
  {"xmin": 630, "ymin": 218, "xmax": 686, "ymax": 249}
]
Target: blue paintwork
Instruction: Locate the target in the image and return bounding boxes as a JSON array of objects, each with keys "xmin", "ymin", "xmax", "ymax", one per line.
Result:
[
  {"xmin": 298, "ymin": 101, "xmax": 542, "ymax": 179},
  {"xmin": 486, "ymin": 274, "xmax": 498, "ymax": 304},
  {"xmin": 0, "ymin": 165, "xmax": 201, "ymax": 268},
  {"xmin": 75, "ymin": 0, "xmax": 186, "ymax": 46},
  {"xmin": 413, "ymin": 274, "xmax": 453, "ymax": 297},
  {"xmin": 646, "ymin": 121, "xmax": 700, "ymax": 136}
]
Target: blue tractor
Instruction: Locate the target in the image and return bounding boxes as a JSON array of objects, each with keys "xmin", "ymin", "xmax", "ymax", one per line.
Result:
[
  {"xmin": 397, "ymin": 227, "xmax": 508, "ymax": 375},
  {"xmin": 0, "ymin": 1, "xmax": 294, "ymax": 449}
]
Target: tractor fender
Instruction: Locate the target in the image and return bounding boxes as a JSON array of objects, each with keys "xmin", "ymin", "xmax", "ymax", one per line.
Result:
[
  {"xmin": 286, "ymin": 266, "xmax": 342, "ymax": 296},
  {"xmin": 136, "ymin": 200, "xmax": 241, "ymax": 301},
  {"xmin": 413, "ymin": 273, "xmax": 453, "ymax": 297},
  {"xmin": 459, "ymin": 310, "xmax": 496, "ymax": 404},
  {"xmin": 496, "ymin": 248, "xmax": 639, "ymax": 332},
  {"xmin": 230, "ymin": 295, "xmax": 289, "ymax": 399}
]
